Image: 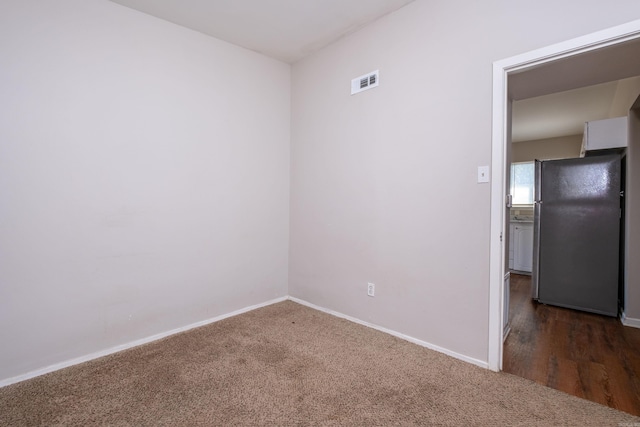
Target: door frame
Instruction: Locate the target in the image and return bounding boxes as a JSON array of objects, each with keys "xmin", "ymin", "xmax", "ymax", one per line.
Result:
[{"xmin": 488, "ymin": 19, "xmax": 640, "ymax": 371}]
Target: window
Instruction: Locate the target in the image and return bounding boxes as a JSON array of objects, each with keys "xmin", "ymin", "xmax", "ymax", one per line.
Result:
[{"xmin": 510, "ymin": 161, "xmax": 534, "ymax": 206}]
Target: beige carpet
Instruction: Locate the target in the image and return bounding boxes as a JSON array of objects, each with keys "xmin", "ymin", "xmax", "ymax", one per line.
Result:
[{"xmin": 1, "ymin": 301, "xmax": 638, "ymax": 426}]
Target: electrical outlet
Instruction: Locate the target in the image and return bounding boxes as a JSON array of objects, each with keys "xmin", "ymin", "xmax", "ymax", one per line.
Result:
[{"xmin": 367, "ymin": 282, "xmax": 375, "ymax": 297}]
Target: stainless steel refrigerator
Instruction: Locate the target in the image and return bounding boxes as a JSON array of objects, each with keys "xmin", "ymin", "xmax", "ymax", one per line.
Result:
[{"xmin": 532, "ymin": 153, "xmax": 622, "ymax": 316}]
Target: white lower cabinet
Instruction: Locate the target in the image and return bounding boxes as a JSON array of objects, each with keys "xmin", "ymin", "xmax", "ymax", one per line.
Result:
[
  {"xmin": 512, "ymin": 223, "xmax": 533, "ymax": 272},
  {"xmin": 508, "ymin": 224, "xmax": 514, "ymax": 270}
]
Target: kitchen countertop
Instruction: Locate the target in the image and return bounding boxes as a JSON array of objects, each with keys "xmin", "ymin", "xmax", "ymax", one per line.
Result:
[{"xmin": 511, "ymin": 218, "xmax": 533, "ymax": 223}]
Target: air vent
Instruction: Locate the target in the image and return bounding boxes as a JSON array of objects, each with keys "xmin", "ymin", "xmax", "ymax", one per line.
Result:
[{"xmin": 351, "ymin": 70, "xmax": 379, "ymax": 95}]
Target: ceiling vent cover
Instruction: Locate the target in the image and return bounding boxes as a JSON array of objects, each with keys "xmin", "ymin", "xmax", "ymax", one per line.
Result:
[{"xmin": 351, "ymin": 70, "xmax": 379, "ymax": 95}]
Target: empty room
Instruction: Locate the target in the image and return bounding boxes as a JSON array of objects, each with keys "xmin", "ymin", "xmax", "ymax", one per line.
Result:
[{"xmin": 2, "ymin": 0, "xmax": 640, "ymax": 425}]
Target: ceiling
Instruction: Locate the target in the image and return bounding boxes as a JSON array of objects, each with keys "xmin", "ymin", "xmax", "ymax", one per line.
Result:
[
  {"xmin": 108, "ymin": 0, "xmax": 416, "ymax": 63},
  {"xmin": 512, "ymin": 78, "xmax": 639, "ymax": 142}
]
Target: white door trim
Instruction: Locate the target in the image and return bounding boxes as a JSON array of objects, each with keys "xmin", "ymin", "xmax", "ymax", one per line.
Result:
[{"xmin": 488, "ymin": 20, "xmax": 640, "ymax": 372}]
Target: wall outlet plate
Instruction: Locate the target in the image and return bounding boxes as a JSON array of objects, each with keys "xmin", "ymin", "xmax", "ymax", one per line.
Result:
[{"xmin": 367, "ymin": 282, "xmax": 375, "ymax": 297}]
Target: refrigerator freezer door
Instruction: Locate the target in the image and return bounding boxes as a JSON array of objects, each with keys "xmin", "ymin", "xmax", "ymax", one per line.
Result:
[{"xmin": 537, "ymin": 154, "xmax": 620, "ymax": 316}]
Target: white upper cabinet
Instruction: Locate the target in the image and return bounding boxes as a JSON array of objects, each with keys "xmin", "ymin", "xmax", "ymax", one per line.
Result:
[{"xmin": 580, "ymin": 116, "xmax": 627, "ymax": 156}]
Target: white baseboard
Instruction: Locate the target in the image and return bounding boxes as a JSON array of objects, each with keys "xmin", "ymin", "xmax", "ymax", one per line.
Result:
[
  {"xmin": 0, "ymin": 296, "xmax": 288, "ymax": 388},
  {"xmin": 2, "ymin": 294, "xmax": 491, "ymax": 388},
  {"xmin": 288, "ymin": 296, "xmax": 489, "ymax": 370},
  {"xmin": 621, "ymin": 311, "xmax": 640, "ymax": 328},
  {"xmin": 503, "ymin": 325, "xmax": 511, "ymax": 342}
]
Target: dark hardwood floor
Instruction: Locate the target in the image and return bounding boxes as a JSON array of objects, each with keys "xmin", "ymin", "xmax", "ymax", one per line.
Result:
[{"xmin": 503, "ymin": 273, "xmax": 640, "ymax": 416}]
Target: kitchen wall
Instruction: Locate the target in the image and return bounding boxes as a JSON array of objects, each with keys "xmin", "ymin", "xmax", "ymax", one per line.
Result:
[
  {"xmin": 512, "ymin": 135, "xmax": 582, "ymax": 163},
  {"xmin": 289, "ymin": 0, "xmax": 640, "ymax": 363},
  {"xmin": 601, "ymin": 78, "xmax": 640, "ymax": 322},
  {"xmin": 609, "ymin": 76, "xmax": 640, "ymax": 117},
  {"xmin": 627, "ymin": 100, "xmax": 640, "ymax": 323},
  {"xmin": 0, "ymin": 0, "xmax": 290, "ymax": 382}
]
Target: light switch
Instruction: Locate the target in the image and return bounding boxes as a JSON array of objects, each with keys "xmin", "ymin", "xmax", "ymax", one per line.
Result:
[{"xmin": 477, "ymin": 166, "xmax": 490, "ymax": 183}]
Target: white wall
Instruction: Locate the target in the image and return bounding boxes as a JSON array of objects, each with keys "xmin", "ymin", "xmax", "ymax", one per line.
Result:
[
  {"xmin": 289, "ymin": 0, "xmax": 640, "ymax": 363},
  {"xmin": 0, "ymin": 0, "xmax": 290, "ymax": 381},
  {"xmin": 4, "ymin": 0, "xmax": 640, "ymax": 384}
]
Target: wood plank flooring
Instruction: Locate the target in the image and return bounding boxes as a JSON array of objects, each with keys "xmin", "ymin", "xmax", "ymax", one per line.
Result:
[{"xmin": 503, "ymin": 273, "xmax": 640, "ymax": 415}]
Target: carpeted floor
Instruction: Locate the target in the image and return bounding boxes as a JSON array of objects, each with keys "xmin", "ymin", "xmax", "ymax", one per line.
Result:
[{"xmin": 1, "ymin": 301, "xmax": 638, "ymax": 426}]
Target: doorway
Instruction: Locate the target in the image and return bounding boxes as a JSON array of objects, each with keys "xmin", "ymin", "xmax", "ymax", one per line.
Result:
[{"xmin": 488, "ymin": 20, "xmax": 640, "ymax": 371}]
